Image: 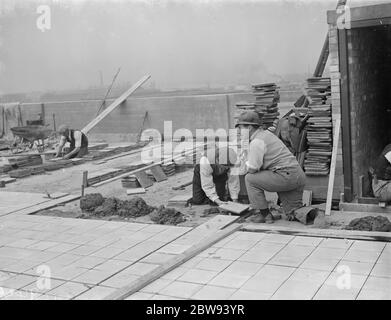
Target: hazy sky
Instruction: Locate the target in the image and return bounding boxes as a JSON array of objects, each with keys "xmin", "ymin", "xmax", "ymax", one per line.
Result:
[{"xmin": 0, "ymin": 0, "xmax": 384, "ymax": 93}]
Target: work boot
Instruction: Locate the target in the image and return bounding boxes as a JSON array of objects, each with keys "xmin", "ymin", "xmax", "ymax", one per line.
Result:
[
  {"xmin": 264, "ymin": 213, "xmax": 274, "ymax": 224},
  {"xmin": 249, "ymin": 214, "xmax": 266, "ymax": 223}
]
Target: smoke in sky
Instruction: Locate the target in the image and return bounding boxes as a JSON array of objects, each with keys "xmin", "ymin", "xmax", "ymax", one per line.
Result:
[{"xmin": 0, "ymin": 0, "xmax": 380, "ymax": 94}]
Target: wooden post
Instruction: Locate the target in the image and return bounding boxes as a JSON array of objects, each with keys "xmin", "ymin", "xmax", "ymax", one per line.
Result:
[
  {"xmin": 226, "ymin": 94, "xmax": 232, "ymax": 131},
  {"xmin": 40, "ymin": 103, "xmax": 45, "ymax": 125},
  {"xmin": 81, "ymin": 171, "xmax": 88, "ymax": 197},
  {"xmin": 52, "ymin": 114, "xmax": 56, "ymax": 132},
  {"xmin": 325, "ymin": 117, "xmax": 341, "ymax": 216}
]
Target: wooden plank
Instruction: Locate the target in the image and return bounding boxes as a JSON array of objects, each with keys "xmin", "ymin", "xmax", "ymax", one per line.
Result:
[
  {"xmin": 104, "ymin": 223, "xmax": 242, "ymax": 300},
  {"xmin": 357, "ymin": 197, "xmax": 379, "ymax": 205},
  {"xmin": 325, "ymin": 117, "xmax": 341, "ymax": 216},
  {"xmin": 6, "ymin": 194, "xmax": 80, "ymax": 216},
  {"xmin": 43, "ymin": 192, "xmax": 69, "ymax": 199},
  {"xmin": 134, "ymin": 171, "xmax": 154, "ymax": 189},
  {"xmin": 150, "ymin": 165, "xmax": 167, "ymax": 182},
  {"xmin": 339, "ymin": 202, "xmax": 391, "ymax": 214},
  {"xmin": 219, "ymin": 202, "xmax": 250, "ymax": 215},
  {"xmin": 338, "ymin": 28, "xmax": 353, "ymax": 202},
  {"xmin": 126, "ymin": 188, "xmax": 146, "ymax": 195},
  {"xmin": 327, "ymin": 3, "xmax": 391, "ymax": 25},
  {"xmin": 172, "ymin": 180, "xmax": 192, "ymax": 190},
  {"xmin": 243, "ymin": 223, "xmax": 391, "ymax": 242},
  {"xmin": 167, "ymin": 193, "xmax": 192, "ymax": 207},
  {"xmin": 0, "ymin": 177, "xmax": 16, "ymax": 184},
  {"xmin": 81, "ymin": 75, "xmax": 151, "ymax": 134}
]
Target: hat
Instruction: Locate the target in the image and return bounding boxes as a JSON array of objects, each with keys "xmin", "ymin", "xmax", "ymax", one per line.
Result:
[
  {"xmin": 57, "ymin": 124, "xmax": 70, "ymax": 135},
  {"xmin": 235, "ymin": 111, "xmax": 262, "ymax": 128}
]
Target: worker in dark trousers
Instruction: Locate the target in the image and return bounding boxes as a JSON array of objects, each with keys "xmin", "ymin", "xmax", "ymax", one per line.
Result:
[
  {"xmin": 55, "ymin": 125, "xmax": 89, "ymax": 159},
  {"xmin": 372, "ymin": 144, "xmax": 391, "ymax": 202},
  {"xmin": 236, "ymin": 111, "xmax": 306, "ymax": 223},
  {"xmin": 192, "ymin": 146, "xmax": 239, "ymax": 206}
]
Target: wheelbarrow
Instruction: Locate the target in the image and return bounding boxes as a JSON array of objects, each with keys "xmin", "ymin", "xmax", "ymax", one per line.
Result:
[{"xmin": 10, "ymin": 125, "xmax": 54, "ymax": 153}]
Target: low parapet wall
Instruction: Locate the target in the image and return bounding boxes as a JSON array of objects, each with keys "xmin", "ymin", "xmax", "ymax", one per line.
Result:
[{"xmin": 18, "ymin": 92, "xmax": 254, "ymax": 142}]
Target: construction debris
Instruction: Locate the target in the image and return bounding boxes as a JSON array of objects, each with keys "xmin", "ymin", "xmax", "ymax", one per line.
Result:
[
  {"xmin": 304, "ymin": 77, "xmax": 332, "ymax": 176},
  {"xmin": 345, "ymin": 215, "xmax": 391, "ymax": 232},
  {"xmin": 117, "ymin": 197, "xmax": 154, "ymax": 217},
  {"xmin": 80, "ymin": 193, "xmax": 105, "ymax": 212},
  {"xmin": 150, "ymin": 205, "xmax": 185, "ymax": 225},
  {"xmin": 94, "ymin": 197, "xmax": 118, "ymax": 216},
  {"xmin": 79, "ymin": 193, "xmax": 155, "ymax": 218}
]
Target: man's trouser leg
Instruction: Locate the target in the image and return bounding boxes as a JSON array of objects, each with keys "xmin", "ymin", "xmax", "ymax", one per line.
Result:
[
  {"xmin": 192, "ymin": 164, "xmax": 208, "ymax": 205},
  {"xmin": 245, "ymin": 166, "xmax": 306, "ymax": 213},
  {"xmin": 213, "ymin": 173, "xmax": 228, "ymax": 201},
  {"xmin": 75, "ymin": 146, "xmax": 88, "ymax": 158}
]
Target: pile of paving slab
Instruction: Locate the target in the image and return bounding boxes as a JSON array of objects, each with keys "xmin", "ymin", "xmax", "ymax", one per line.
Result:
[{"xmin": 0, "ymin": 142, "xmax": 145, "ymax": 186}]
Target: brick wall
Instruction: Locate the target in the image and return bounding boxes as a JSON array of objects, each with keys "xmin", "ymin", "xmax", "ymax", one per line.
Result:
[{"xmin": 347, "ymin": 25, "xmax": 391, "ymax": 197}]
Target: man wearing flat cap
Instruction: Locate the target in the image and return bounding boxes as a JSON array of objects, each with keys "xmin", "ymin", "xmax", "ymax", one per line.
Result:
[
  {"xmin": 192, "ymin": 146, "xmax": 240, "ymax": 206},
  {"xmin": 55, "ymin": 125, "xmax": 89, "ymax": 159},
  {"xmin": 236, "ymin": 111, "xmax": 306, "ymax": 223}
]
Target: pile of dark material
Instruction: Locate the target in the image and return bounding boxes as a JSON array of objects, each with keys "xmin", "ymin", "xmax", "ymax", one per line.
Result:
[
  {"xmin": 80, "ymin": 193, "xmax": 154, "ymax": 218},
  {"xmin": 345, "ymin": 215, "xmax": 391, "ymax": 232},
  {"xmin": 150, "ymin": 205, "xmax": 185, "ymax": 225}
]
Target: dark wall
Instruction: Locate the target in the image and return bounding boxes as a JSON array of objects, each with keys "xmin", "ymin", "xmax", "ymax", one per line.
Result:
[{"xmin": 348, "ymin": 25, "xmax": 391, "ymax": 197}]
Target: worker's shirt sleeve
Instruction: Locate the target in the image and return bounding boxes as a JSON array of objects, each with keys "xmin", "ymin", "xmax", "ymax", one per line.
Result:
[
  {"xmin": 59, "ymin": 136, "xmax": 66, "ymax": 146},
  {"xmin": 227, "ymin": 169, "xmax": 240, "ymax": 200},
  {"xmin": 73, "ymin": 131, "xmax": 82, "ymax": 148},
  {"xmin": 200, "ymin": 156, "xmax": 219, "ymax": 202},
  {"xmin": 246, "ymin": 139, "xmax": 266, "ymax": 171},
  {"xmin": 385, "ymin": 151, "xmax": 391, "ymax": 164}
]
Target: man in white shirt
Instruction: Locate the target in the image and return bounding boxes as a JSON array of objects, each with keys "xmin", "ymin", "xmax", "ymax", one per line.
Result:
[
  {"xmin": 55, "ymin": 125, "xmax": 89, "ymax": 159},
  {"xmin": 192, "ymin": 146, "xmax": 240, "ymax": 205}
]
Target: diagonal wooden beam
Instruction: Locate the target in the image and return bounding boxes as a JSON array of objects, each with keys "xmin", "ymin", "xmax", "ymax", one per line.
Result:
[{"xmin": 82, "ymin": 75, "xmax": 151, "ymax": 134}]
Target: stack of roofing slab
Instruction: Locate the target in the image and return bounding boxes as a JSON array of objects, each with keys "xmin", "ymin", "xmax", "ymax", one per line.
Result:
[{"xmin": 304, "ymin": 77, "xmax": 332, "ymax": 176}]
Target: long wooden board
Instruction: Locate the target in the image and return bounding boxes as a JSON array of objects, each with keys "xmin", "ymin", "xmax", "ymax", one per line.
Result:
[
  {"xmin": 81, "ymin": 75, "xmax": 151, "ymax": 134},
  {"xmin": 104, "ymin": 223, "xmax": 242, "ymax": 300},
  {"xmin": 243, "ymin": 223, "xmax": 391, "ymax": 242},
  {"xmin": 325, "ymin": 117, "xmax": 341, "ymax": 216},
  {"xmin": 9, "ymin": 194, "xmax": 81, "ymax": 216}
]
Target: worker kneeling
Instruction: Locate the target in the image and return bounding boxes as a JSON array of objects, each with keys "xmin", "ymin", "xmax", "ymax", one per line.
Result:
[
  {"xmin": 192, "ymin": 146, "xmax": 239, "ymax": 206},
  {"xmin": 237, "ymin": 111, "xmax": 306, "ymax": 223},
  {"xmin": 55, "ymin": 125, "xmax": 89, "ymax": 159}
]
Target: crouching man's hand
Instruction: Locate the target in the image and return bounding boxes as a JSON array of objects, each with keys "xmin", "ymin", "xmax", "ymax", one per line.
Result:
[{"xmin": 214, "ymin": 199, "xmax": 228, "ymax": 206}]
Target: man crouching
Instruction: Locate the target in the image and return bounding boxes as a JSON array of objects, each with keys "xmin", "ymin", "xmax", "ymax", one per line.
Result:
[
  {"xmin": 237, "ymin": 111, "xmax": 306, "ymax": 223},
  {"xmin": 55, "ymin": 125, "xmax": 89, "ymax": 159},
  {"xmin": 192, "ymin": 146, "xmax": 239, "ymax": 206}
]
